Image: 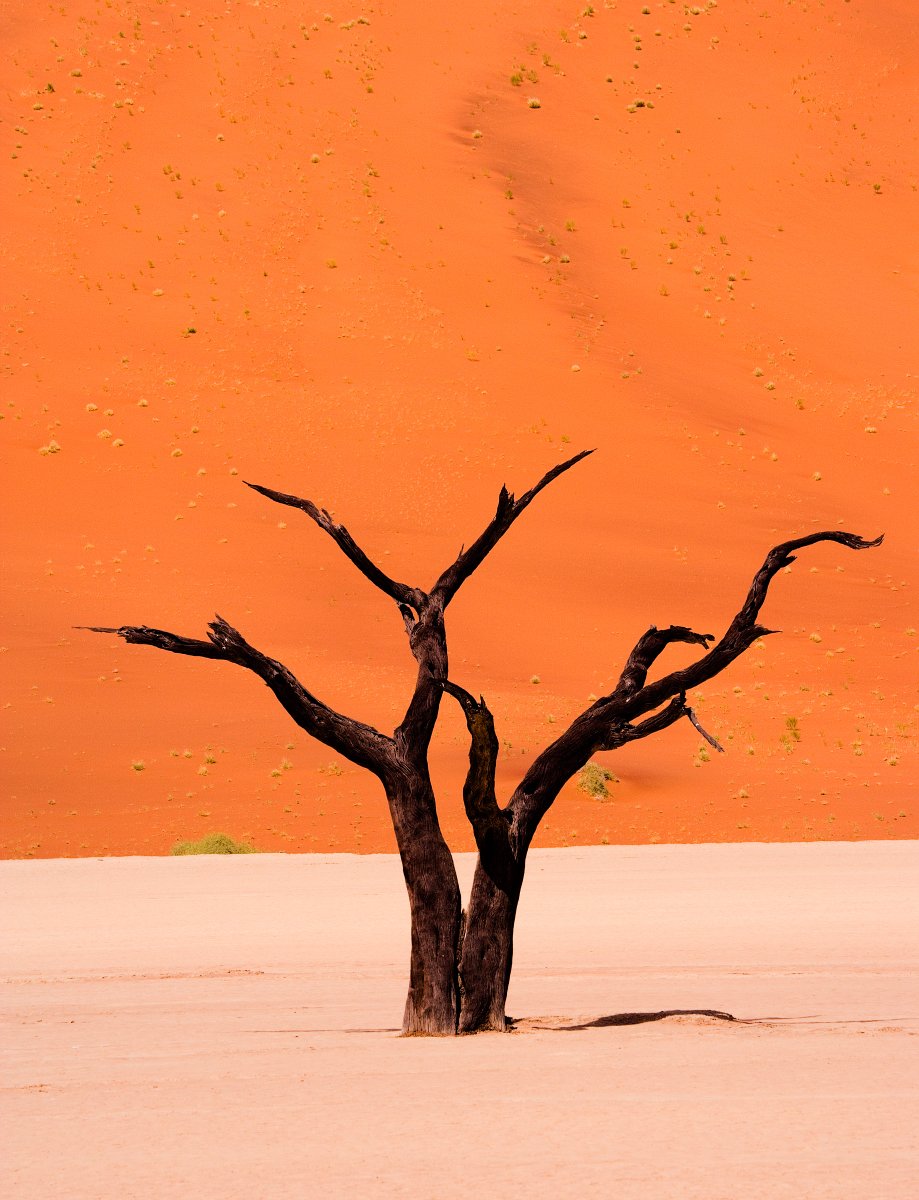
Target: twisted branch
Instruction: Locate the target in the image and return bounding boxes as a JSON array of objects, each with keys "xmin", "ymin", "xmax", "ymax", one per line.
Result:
[
  {"xmin": 244, "ymin": 482, "xmax": 427, "ymax": 613},
  {"xmin": 434, "ymin": 678, "xmax": 510, "ymax": 858},
  {"xmin": 76, "ymin": 616, "xmax": 394, "ymax": 775},
  {"xmin": 431, "ymin": 450, "xmax": 594, "ymax": 607},
  {"xmin": 614, "ymin": 625, "xmax": 714, "ymax": 697},
  {"xmin": 622, "ymin": 530, "xmax": 883, "ymax": 720},
  {"xmin": 596, "ymin": 692, "xmax": 689, "ymax": 751},
  {"xmin": 508, "ymin": 528, "xmax": 882, "ymax": 840}
]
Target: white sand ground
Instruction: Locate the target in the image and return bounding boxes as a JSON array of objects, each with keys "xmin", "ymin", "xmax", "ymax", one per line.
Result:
[{"xmin": 2, "ymin": 842, "xmax": 917, "ymax": 1199}]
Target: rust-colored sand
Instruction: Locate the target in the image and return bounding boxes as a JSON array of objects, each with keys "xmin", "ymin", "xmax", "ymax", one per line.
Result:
[{"xmin": 2, "ymin": 0, "xmax": 916, "ymax": 859}]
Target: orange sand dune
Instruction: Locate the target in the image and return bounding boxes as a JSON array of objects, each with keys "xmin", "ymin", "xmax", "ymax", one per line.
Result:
[{"xmin": 2, "ymin": 0, "xmax": 916, "ymax": 859}]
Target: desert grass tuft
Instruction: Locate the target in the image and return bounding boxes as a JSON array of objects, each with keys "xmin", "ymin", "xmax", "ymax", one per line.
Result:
[
  {"xmin": 577, "ymin": 762, "xmax": 618, "ymax": 798},
  {"xmin": 170, "ymin": 832, "xmax": 261, "ymax": 855}
]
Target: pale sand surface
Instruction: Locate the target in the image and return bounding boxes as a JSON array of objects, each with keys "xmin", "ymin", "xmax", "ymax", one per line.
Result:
[{"xmin": 3, "ymin": 843, "xmax": 917, "ymax": 1198}]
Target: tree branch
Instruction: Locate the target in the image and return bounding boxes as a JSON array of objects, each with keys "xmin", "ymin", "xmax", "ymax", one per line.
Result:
[
  {"xmin": 621, "ymin": 530, "xmax": 883, "ymax": 720},
  {"xmin": 395, "ymin": 452, "xmax": 593, "ymax": 764},
  {"xmin": 434, "ymin": 678, "xmax": 510, "ymax": 858},
  {"xmin": 685, "ymin": 707, "xmax": 725, "ymax": 753},
  {"xmin": 614, "ymin": 625, "xmax": 714, "ymax": 696},
  {"xmin": 598, "ymin": 695, "xmax": 723, "ymax": 753},
  {"xmin": 431, "ymin": 450, "xmax": 594, "ymax": 608},
  {"xmin": 239, "ymin": 481, "xmax": 445, "ymax": 763},
  {"xmin": 504, "ymin": 694, "xmax": 693, "ymax": 838},
  {"xmin": 244, "ymin": 482, "xmax": 427, "ymax": 613},
  {"xmin": 596, "ymin": 692, "xmax": 688, "ymax": 751},
  {"xmin": 77, "ymin": 617, "xmax": 394, "ymax": 775},
  {"xmin": 732, "ymin": 530, "xmax": 883, "ymax": 630},
  {"xmin": 506, "ymin": 528, "xmax": 882, "ymax": 842}
]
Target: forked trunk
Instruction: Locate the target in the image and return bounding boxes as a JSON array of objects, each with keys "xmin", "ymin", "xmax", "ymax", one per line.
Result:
[{"xmin": 400, "ymin": 848, "xmax": 524, "ymax": 1036}]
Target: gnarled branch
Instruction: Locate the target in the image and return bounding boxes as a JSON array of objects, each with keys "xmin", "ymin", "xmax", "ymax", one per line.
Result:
[
  {"xmin": 434, "ymin": 678, "xmax": 509, "ymax": 858},
  {"xmin": 622, "ymin": 530, "xmax": 883, "ymax": 720},
  {"xmin": 596, "ymin": 692, "xmax": 688, "ymax": 751},
  {"xmin": 431, "ymin": 450, "xmax": 594, "ymax": 608},
  {"xmin": 244, "ymin": 482, "xmax": 427, "ymax": 613},
  {"xmin": 77, "ymin": 617, "xmax": 394, "ymax": 776},
  {"xmin": 508, "ymin": 528, "xmax": 882, "ymax": 841},
  {"xmin": 614, "ymin": 625, "xmax": 714, "ymax": 697},
  {"xmin": 599, "ymin": 695, "xmax": 722, "ymax": 754}
]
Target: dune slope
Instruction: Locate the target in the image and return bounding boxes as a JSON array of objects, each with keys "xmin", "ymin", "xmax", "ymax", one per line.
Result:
[{"xmin": 2, "ymin": 0, "xmax": 916, "ymax": 857}]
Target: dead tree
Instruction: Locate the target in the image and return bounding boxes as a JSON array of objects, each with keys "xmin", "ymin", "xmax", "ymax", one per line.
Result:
[{"xmin": 81, "ymin": 452, "xmax": 881, "ymax": 1035}]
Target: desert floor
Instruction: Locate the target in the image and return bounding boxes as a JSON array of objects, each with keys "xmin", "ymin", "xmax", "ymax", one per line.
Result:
[
  {"xmin": 3, "ymin": 841, "xmax": 917, "ymax": 1198},
  {"xmin": 3, "ymin": 0, "xmax": 917, "ymax": 859}
]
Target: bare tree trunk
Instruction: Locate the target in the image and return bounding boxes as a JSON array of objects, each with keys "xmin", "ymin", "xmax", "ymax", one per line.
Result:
[
  {"xmin": 386, "ymin": 775, "xmax": 462, "ymax": 1034},
  {"xmin": 457, "ymin": 854, "xmax": 523, "ymax": 1032}
]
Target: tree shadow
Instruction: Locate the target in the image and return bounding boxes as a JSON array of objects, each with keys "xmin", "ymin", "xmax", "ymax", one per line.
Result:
[{"xmin": 529, "ymin": 1008, "xmax": 740, "ymax": 1030}]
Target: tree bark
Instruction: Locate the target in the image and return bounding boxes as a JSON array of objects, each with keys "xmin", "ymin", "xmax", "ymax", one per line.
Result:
[
  {"xmin": 80, "ymin": 457, "xmax": 881, "ymax": 1037},
  {"xmin": 384, "ymin": 771, "xmax": 462, "ymax": 1034},
  {"xmin": 458, "ymin": 852, "xmax": 523, "ymax": 1032}
]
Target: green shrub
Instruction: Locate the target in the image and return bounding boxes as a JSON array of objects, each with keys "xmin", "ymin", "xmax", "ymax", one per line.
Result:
[
  {"xmin": 577, "ymin": 762, "xmax": 619, "ymax": 799},
  {"xmin": 170, "ymin": 833, "xmax": 260, "ymax": 855}
]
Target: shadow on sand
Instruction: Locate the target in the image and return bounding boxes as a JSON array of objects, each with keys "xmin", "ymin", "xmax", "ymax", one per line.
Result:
[{"xmin": 524, "ymin": 1008, "xmax": 740, "ymax": 1030}]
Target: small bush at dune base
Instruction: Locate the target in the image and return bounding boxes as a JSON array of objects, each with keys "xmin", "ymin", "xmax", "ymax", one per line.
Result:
[
  {"xmin": 170, "ymin": 833, "xmax": 260, "ymax": 855},
  {"xmin": 577, "ymin": 762, "xmax": 619, "ymax": 799}
]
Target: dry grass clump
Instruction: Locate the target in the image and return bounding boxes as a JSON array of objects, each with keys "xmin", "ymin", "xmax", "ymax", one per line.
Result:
[
  {"xmin": 577, "ymin": 762, "xmax": 618, "ymax": 798},
  {"xmin": 170, "ymin": 832, "xmax": 260, "ymax": 855}
]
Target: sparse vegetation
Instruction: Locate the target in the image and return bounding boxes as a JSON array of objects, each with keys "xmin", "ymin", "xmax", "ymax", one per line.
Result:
[
  {"xmin": 170, "ymin": 833, "xmax": 260, "ymax": 855},
  {"xmin": 577, "ymin": 762, "xmax": 619, "ymax": 798}
]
